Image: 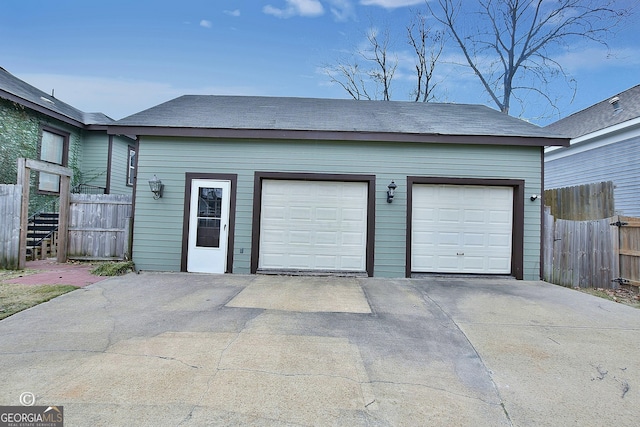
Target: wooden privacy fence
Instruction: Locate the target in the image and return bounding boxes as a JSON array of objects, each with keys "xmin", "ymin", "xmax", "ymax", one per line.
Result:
[
  {"xmin": 544, "ymin": 181, "xmax": 615, "ymax": 220},
  {"xmin": 0, "ymin": 184, "xmax": 22, "ymax": 269},
  {"xmin": 68, "ymin": 194, "xmax": 133, "ymax": 261},
  {"xmin": 544, "ymin": 207, "xmax": 640, "ymax": 290}
]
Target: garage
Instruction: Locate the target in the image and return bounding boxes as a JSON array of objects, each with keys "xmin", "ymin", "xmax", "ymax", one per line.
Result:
[
  {"xmin": 256, "ymin": 177, "xmax": 371, "ymax": 274},
  {"xmin": 411, "ymin": 183, "xmax": 514, "ymax": 274}
]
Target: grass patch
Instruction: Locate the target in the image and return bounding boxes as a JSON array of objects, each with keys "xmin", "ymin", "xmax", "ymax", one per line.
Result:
[
  {"xmin": 91, "ymin": 261, "xmax": 135, "ymax": 276},
  {"xmin": 0, "ymin": 283, "xmax": 77, "ymax": 320}
]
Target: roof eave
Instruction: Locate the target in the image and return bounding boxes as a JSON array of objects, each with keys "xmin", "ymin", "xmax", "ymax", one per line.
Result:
[
  {"xmin": 107, "ymin": 125, "xmax": 569, "ymax": 147},
  {"xmin": 1, "ymin": 89, "xmax": 87, "ymax": 129}
]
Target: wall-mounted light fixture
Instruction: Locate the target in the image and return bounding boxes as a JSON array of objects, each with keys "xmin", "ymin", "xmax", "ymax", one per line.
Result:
[
  {"xmin": 148, "ymin": 175, "xmax": 164, "ymax": 199},
  {"xmin": 387, "ymin": 180, "xmax": 397, "ymax": 203},
  {"xmin": 530, "ymin": 194, "xmax": 539, "ymax": 201}
]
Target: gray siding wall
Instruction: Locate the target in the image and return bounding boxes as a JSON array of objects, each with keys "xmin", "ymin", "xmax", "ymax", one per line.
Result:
[
  {"xmin": 133, "ymin": 137, "xmax": 543, "ymax": 279},
  {"xmin": 545, "ymin": 136, "xmax": 640, "ymax": 216}
]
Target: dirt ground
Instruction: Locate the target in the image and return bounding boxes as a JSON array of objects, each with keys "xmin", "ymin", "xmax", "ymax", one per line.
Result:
[{"xmin": 576, "ymin": 286, "xmax": 640, "ymax": 309}]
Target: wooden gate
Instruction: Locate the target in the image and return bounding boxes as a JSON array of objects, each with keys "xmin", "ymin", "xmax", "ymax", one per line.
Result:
[
  {"xmin": 67, "ymin": 194, "xmax": 133, "ymax": 260},
  {"xmin": 612, "ymin": 216, "xmax": 640, "ymax": 290},
  {"xmin": 544, "ymin": 208, "xmax": 640, "ymax": 291}
]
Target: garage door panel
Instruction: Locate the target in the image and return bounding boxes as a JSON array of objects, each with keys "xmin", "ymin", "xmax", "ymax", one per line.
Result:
[
  {"xmin": 463, "ymin": 256, "xmax": 485, "ymax": 270},
  {"xmin": 263, "ymin": 206, "xmax": 286, "ymax": 220},
  {"xmin": 438, "ymin": 208, "xmax": 461, "ymax": 222},
  {"xmin": 262, "ymin": 230, "xmax": 286, "ymax": 244},
  {"xmin": 437, "ymin": 256, "xmax": 460, "ymax": 270},
  {"xmin": 463, "ymin": 233, "xmax": 486, "ymax": 247},
  {"xmin": 341, "ymin": 256, "xmax": 366, "ymax": 270},
  {"xmin": 260, "ymin": 180, "xmax": 368, "ymax": 272},
  {"xmin": 316, "ymin": 207, "xmax": 338, "ymax": 220},
  {"xmin": 342, "ymin": 231, "xmax": 365, "ymax": 246},
  {"xmin": 342, "ymin": 208, "xmax": 366, "ymax": 222},
  {"xmin": 290, "ymin": 207, "xmax": 312, "ymax": 220},
  {"xmin": 488, "ymin": 233, "xmax": 511, "ymax": 247},
  {"xmin": 289, "ymin": 231, "xmax": 312, "ymax": 244},
  {"xmin": 412, "ymin": 184, "xmax": 513, "ymax": 274}
]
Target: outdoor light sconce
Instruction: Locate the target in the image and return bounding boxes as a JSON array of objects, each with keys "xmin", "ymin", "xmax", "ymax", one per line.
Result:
[
  {"xmin": 148, "ymin": 175, "xmax": 164, "ymax": 199},
  {"xmin": 530, "ymin": 194, "xmax": 539, "ymax": 202},
  {"xmin": 387, "ymin": 180, "xmax": 397, "ymax": 203}
]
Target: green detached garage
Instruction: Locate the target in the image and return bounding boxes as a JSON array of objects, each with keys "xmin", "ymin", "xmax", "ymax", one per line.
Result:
[{"xmin": 108, "ymin": 96, "xmax": 568, "ymax": 280}]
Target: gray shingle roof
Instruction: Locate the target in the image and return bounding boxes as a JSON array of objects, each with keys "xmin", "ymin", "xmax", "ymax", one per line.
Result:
[
  {"xmin": 113, "ymin": 95, "xmax": 565, "ymax": 141},
  {"xmin": 545, "ymin": 85, "xmax": 640, "ymax": 138},
  {"xmin": 0, "ymin": 66, "xmax": 113, "ymax": 126}
]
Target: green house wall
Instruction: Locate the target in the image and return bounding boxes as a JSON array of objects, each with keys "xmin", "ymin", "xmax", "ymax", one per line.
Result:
[
  {"xmin": 108, "ymin": 135, "xmax": 134, "ymax": 195},
  {"xmin": 1, "ymin": 98, "xmax": 133, "ymax": 203},
  {"xmin": 81, "ymin": 132, "xmax": 134, "ymax": 195},
  {"xmin": 132, "ymin": 136, "xmax": 543, "ymax": 279}
]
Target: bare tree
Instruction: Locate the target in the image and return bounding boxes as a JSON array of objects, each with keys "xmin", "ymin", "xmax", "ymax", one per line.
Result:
[
  {"xmin": 364, "ymin": 27, "xmax": 397, "ymax": 101},
  {"xmin": 325, "ymin": 59, "xmax": 373, "ymax": 100},
  {"xmin": 428, "ymin": 0, "xmax": 630, "ymax": 115},
  {"xmin": 407, "ymin": 10, "xmax": 445, "ymax": 102},
  {"xmin": 325, "ymin": 25, "xmax": 398, "ymax": 101}
]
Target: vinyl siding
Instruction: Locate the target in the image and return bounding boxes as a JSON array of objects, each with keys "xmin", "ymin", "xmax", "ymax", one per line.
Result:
[
  {"xmin": 133, "ymin": 137, "xmax": 542, "ymax": 279},
  {"xmin": 545, "ymin": 136, "xmax": 640, "ymax": 216},
  {"xmin": 78, "ymin": 131, "xmax": 107, "ymax": 189},
  {"xmin": 109, "ymin": 135, "xmax": 134, "ymax": 195}
]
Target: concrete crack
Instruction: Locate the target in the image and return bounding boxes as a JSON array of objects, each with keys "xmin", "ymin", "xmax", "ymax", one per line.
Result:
[{"xmin": 418, "ymin": 289, "xmax": 514, "ymax": 427}]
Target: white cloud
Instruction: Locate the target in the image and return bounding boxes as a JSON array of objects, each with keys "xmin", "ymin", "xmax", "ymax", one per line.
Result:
[
  {"xmin": 328, "ymin": 0, "xmax": 356, "ymax": 21},
  {"xmin": 359, "ymin": 0, "xmax": 423, "ymax": 8},
  {"xmin": 553, "ymin": 46, "xmax": 640, "ymax": 73},
  {"xmin": 200, "ymin": 19, "xmax": 212, "ymax": 28},
  {"xmin": 224, "ymin": 9, "xmax": 241, "ymax": 17},
  {"xmin": 263, "ymin": 0, "xmax": 325, "ymax": 18}
]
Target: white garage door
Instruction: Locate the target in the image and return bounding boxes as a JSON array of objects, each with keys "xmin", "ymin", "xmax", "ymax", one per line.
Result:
[
  {"xmin": 259, "ymin": 180, "xmax": 368, "ymax": 272},
  {"xmin": 412, "ymin": 184, "xmax": 513, "ymax": 274}
]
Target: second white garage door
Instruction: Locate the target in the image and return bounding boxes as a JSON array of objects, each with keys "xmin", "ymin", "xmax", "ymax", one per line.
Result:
[
  {"xmin": 412, "ymin": 184, "xmax": 513, "ymax": 274},
  {"xmin": 259, "ymin": 180, "xmax": 368, "ymax": 272}
]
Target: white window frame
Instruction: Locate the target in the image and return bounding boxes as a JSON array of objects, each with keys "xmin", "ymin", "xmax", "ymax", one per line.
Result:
[{"xmin": 126, "ymin": 146, "xmax": 136, "ymax": 187}]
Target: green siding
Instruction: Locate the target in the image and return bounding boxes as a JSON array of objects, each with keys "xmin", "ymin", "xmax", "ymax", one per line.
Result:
[
  {"xmin": 132, "ymin": 137, "xmax": 542, "ymax": 279},
  {"xmin": 109, "ymin": 135, "xmax": 134, "ymax": 195},
  {"xmin": 79, "ymin": 131, "xmax": 108, "ymax": 189}
]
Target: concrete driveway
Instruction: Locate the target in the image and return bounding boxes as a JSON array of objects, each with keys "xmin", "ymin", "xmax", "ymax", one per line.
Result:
[{"xmin": 0, "ymin": 273, "xmax": 639, "ymax": 426}]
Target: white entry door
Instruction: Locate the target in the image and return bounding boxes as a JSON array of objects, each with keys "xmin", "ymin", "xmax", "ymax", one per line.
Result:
[{"xmin": 187, "ymin": 179, "xmax": 231, "ymax": 273}]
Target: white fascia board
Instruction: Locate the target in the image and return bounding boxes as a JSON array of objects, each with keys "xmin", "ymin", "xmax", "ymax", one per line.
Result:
[{"xmin": 544, "ymin": 117, "xmax": 640, "ymax": 161}]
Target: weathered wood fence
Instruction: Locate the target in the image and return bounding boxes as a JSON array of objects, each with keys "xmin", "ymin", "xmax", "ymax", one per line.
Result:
[
  {"xmin": 544, "ymin": 207, "xmax": 640, "ymax": 290},
  {"xmin": 544, "ymin": 181, "xmax": 615, "ymax": 220},
  {"xmin": 67, "ymin": 194, "xmax": 133, "ymax": 261},
  {"xmin": 0, "ymin": 184, "xmax": 22, "ymax": 269}
]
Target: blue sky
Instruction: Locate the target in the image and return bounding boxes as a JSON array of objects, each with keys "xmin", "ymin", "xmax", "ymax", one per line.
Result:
[{"xmin": 1, "ymin": 0, "xmax": 638, "ymax": 125}]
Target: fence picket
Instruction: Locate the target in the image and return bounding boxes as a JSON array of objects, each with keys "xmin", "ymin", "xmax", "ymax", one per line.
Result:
[
  {"xmin": 543, "ymin": 212, "xmax": 640, "ymax": 289},
  {"xmin": 0, "ymin": 185, "xmax": 22, "ymax": 269},
  {"xmin": 67, "ymin": 194, "xmax": 133, "ymax": 260}
]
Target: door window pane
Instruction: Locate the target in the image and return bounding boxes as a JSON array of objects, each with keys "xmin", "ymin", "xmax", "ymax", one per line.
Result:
[{"xmin": 195, "ymin": 187, "xmax": 223, "ymax": 247}]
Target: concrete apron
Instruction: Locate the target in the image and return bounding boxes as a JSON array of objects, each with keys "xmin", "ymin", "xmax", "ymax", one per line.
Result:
[{"xmin": 0, "ymin": 274, "xmax": 638, "ymax": 426}]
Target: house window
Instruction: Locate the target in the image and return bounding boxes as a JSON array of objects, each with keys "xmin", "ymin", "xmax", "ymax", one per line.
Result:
[
  {"xmin": 38, "ymin": 127, "xmax": 69, "ymax": 193},
  {"xmin": 127, "ymin": 146, "xmax": 136, "ymax": 186}
]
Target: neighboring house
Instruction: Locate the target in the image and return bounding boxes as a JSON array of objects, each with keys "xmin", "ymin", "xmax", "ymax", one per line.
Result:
[
  {"xmin": 545, "ymin": 85, "xmax": 640, "ymax": 216},
  {"xmin": 109, "ymin": 95, "xmax": 568, "ymax": 279},
  {"xmin": 0, "ymin": 66, "xmax": 135, "ymax": 209}
]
